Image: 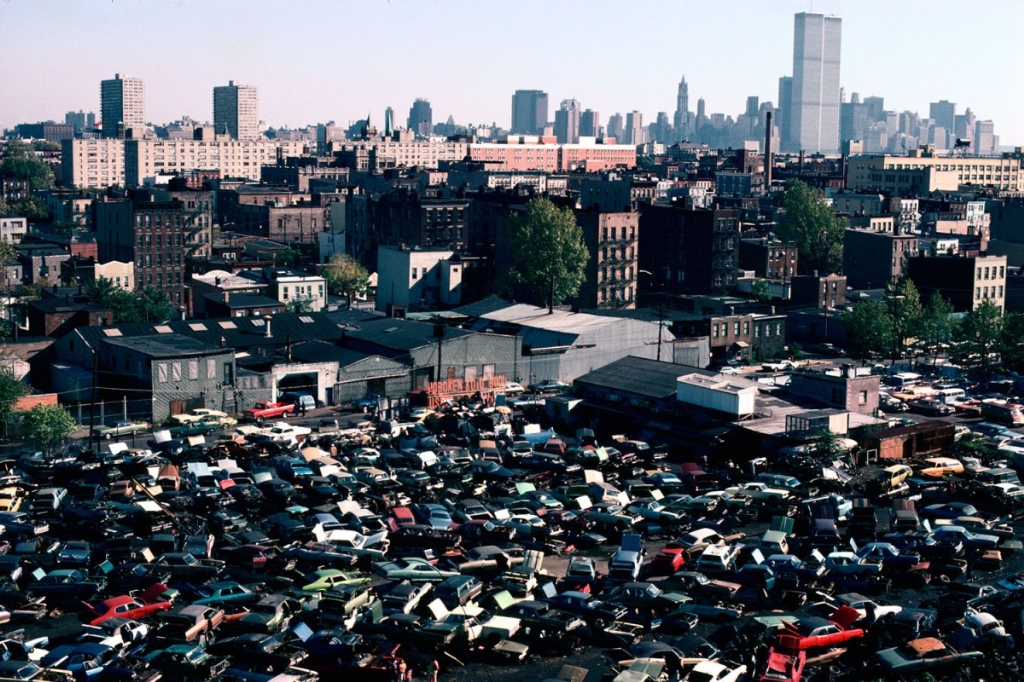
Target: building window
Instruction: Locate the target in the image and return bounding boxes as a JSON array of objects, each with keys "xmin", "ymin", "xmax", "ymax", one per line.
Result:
[
  {"xmin": 411, "ymin": 268, "xmax": 418, "ymax": 280},
  {"xmin": 743, "ymin": 321, "xmax": 749, "ymax": 335},
  {"xmin": 859, "ymin": 390, "xmax": 868, "ymax": 405},
  {"xmin": 734, "ymin": 322, "xmax": 740, "ymax": 336},
  {"xmin": 712, "ymin": 324, "xmax": 719, "ymax": 338},
  {"xmin": 976, "ymin": 287, "xmax": 981, "ymax": 300},
  {"xmin": 157, "ymin": 363, "xmax": 168, "ymax": 383}
]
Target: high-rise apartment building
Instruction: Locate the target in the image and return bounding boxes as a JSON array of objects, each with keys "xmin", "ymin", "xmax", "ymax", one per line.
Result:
[
  {"xmin": 511, "ymin": 90, "xmax": 548, "ymax": 135},
  {"xmin": 607, "ymin": 113, "xmax": 624, "ymax": 142},
  {"xmin": 580, "ymin": 109, "xmax": 600, "ymax": 138},
  {"xmin": 213, "ymin": 81, "xmax": 259, "ymax": 140},
  {"xmin": 790, "ymin": 13, "xmax": 842, "ymax": 154},
  {"xmin": 407, "ymin": 98, "xmax": 433, "ymax": 138},
  {"xmin": 100, "ymin": 73, "xmax": 145, "ymax": 139},
  {"xmin": 554, "ymin": 99, "xmax": 581, "ymax": 144}
]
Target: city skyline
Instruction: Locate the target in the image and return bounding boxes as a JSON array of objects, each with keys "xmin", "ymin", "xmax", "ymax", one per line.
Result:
[{"xmin": 2, "ymin": 0, "xmax": 1023, "ymax": 146}]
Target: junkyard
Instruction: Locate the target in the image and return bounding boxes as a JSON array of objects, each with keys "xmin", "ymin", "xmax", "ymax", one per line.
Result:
[{"xmin": 2, "ymin": 363, "xmax": 1024, "ymax": 682}]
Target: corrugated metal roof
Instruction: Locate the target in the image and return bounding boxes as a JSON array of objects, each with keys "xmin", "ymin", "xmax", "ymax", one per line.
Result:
[{"xmin": 575, "ymin": 356, "xmax": 704, "ymax": 399}]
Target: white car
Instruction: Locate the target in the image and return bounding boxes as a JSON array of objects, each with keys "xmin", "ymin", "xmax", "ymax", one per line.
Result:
[
  {"xmin": 685, "ymin": 660, "xmax": 747, "ymax": 682},
  {"xmin": 719, "ymin": 366, "xmax": 742, "ymax": 376},
  {"xmin": 503, "ymin": 382, "xmax": 526, "ymax": 395}
]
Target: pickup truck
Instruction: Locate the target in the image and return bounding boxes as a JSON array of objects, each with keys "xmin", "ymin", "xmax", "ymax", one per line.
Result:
[
  {"xmin": 762, "ymin": 360, "xmax": 799, "ymax": 372},
  {"xmin": 243, "ymin": 402, "xmax": 295, "ymax": 425}
]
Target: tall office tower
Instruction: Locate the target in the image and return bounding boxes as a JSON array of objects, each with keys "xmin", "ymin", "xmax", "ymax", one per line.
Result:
[
  {"xmin": 625, "ymin": 111, "xmax": 644, "ymax": 145},
  {"xmin": 778, "ymin": 76, "xmax": 794, "ymax": 151},
  {"xmin": 100, "ymin": 73, "xmax": 145, "ymax": 139},
  {"xmin": 975, "ymin": 120, "xmax": 996, "ymax": 156},
  {"xmin": 213, "ymin": 80, "xmax": 259, "ymax": 140},
  {"xmin": 384, "ymin": 107, "xmax": 394, "ymax": 137},
  {"xmin": 673, "ymin": 76, "xmax": 690, "ymax": 135},
  {"xmin": 746, "ymin": 96, "xmax": 760, "ymax": 118},
  {"xmin": 407, "ymin": 98, "xmax": 433, "ymax": 138},
  {"xmin": 930, "ymin": 100, "xmax": 956, "ymax": 133},
  {"xmin": 511, "ymin": 90, "xmax": 549, "ymax": 135},
  {"xmin": 955, "ymin": 108, "xmax": 976, "ymax": 142},
  {"xmin": 863, "ymin": 96, "xmax": 885, "ymax": 123},
  {"xmin": 696, "ymin": 98, "xmax": 706, "ymax": 122},
  {"xmin": 653, "ymin": 112, "xmax": 671, "ymax": 143},
  {"xmin": 790, "ymin": 12, "xmax": 842, "ymax": 153},
  {"xmin": 840, "ymin": 98, "xmax": 869, "ymax": 145},
  {"xmin": 607, "ymin": 113, "xmax": 624, "ymax": 142},
  {"xmin": 554, "ymin": 99, "xmax": 581, "ymax": 143},
  {"xmin": 580, "ymin": 109, "xmax": 600, "ymax": 138}
]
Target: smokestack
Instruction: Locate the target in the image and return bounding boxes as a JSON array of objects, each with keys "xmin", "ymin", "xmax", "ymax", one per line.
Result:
[
  {"xmin": 799, "ymin": 150, "xmax": 805, "ymax": 174},
  {"xmin": 264, "ymin": 314, "xmax": 272, "ymax": 338},
  {"xmin": 764, "ymin": 111, "xmax": 773, "ymax": 190}
]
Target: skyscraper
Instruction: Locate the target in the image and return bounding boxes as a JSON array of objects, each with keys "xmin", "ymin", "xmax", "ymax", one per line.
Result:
[
  {"xmin": 100, "ymin": 73, "xmax": 145, "ymax": 139},
  {"xmin": 511, "ymin": 90, "xmax": 548, "ymax": 135},
  {"xmin": 580, "ymin": 109, "xmax": 600, "ymax": 138},
  {"xmin": 625, "ymin": 111, "xmax": 644, "ymax": 146},
  {"xmin": 673, "ymin": 76, "xmax": 690, "ymax": 136},
  {"xmin": 407, "ymin": 99, "xmax": 433, "ymax": 138},
  {"xmin": 554, "ymin": 99, "xmax": 581, "ymax": 144},
  {"xmin": 213, "ymin": 80, "xmax": 259, "ymax": 140},
  {"xmin": 790, "ymin": 12, "xmax": 842, "ymax": 154},
  {"xmin": 607, "ymin": 113, "xmax": 624, "ymax": 142},
  {"xmin": 930, "ymin": 100, "xmax": 956, "ymax": 134},
  {"xmin": 384, "ymin": 107, "xmax": 394, "ymax": 137}
]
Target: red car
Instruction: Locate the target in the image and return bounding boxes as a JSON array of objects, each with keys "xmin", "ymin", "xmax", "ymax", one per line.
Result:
[
  {"xmin": 777, "ymin": 606, "xmax": 863, "ymax": 650},
  {"xmin": 759, "ymin": 635, "xmax": 807, "ymax": 682},
  {"xmin": 648, "ymin": 548, "xmax": 687, "ymax": 576},
  {"xmin": 84, "ymin": 583, "xmax": 173, "ymax": 626}
]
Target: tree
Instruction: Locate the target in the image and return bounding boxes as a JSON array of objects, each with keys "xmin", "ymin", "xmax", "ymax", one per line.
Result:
[
  {"xmin": 0, "ymin": 241, "xmax": 16, "ymax": 267},
  {"xmin": 20, "ymin": 404, "xmax": 77, "ymax": 456},
  {"xmin": 322, "ymin": 253, "xmax": 370, "ymax": 309},
  {"xmin": 1, "ymin": 141, "xmax": 54, "ymax": 190},
  {"xmin": 137, "ymin": 286, "xmax": 174, "ymax": 323},
  {"xmin": 778, "ymin": 180, "xmax": 847, "ymax": 275},
  {"xmin": 275, "ymin": 248, "xmax": 300, "ymax": 267},
  {"xmin": 884, "ymin": 278, "xmax": 923, "ymax": 363},
  {"xmin": 89, "ymin": 277, "xmax": 140, "ymax": 323},
  {"xmin": 503, "ymin": 197, "xmax": 589, "ymax": 310},
  {"xmin": 11, "ymin": 197, "xmax": 48, "ymax": 221},
  {"xmin": 751, "ymin": 279, "xmax": 772, "ymax": 302},
  {"xmin": 918, "ymin": 292, "xmax": 957, "ymax": 366},
  {"xmin": 840, "ymin": 301, "xmax": 893, "ymax": 364},
  {"xmin": 1001, "ymin": 312, "xmax": 1024, "ymax": 373},
  {"xmin": 956, "ymin": 300, "xmax": 1003, "ymax": 370},
  {"xmin": 0, "ymin": 367, "xmax": 30, "ymax": 441}
]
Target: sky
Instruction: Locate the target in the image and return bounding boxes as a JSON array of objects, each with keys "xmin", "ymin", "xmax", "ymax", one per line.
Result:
[{"xmin": 1, "ymin": 0, "xmax": 1022, "ymax": 145}]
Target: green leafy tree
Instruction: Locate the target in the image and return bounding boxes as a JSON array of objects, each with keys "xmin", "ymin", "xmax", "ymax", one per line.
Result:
[
  {"xmin": 274, "ymin": 248, "xmax": 300, "ymax": 267},
  {"xmin": 88, "ymin": 277, "xmax": 139, "ymax": 323},
  {"xmin": 0, "ymin": 241, "xmax": 16, "ymax": 267},
  {"xmin": 956, "ymin": 300, "xmax": 1003, "ymax": 370},
  {"xmin": 0, "ymin": 367, "xmax": 30, "ymax": 441},
  {"xmin": 751, "ymin": 279, "xmax": 772, "ymax": 302},
  {"xmin": 322, "ymin": 253, "xmax": 370, "ymax": 309},
  {"xmin": 503, "ymin": 197, "xmax": 589, "ymax": 310},
  {"xmin": 20, "ymin": 404, "xmax": 77, "ymax": 456},
  {"xmin": 840, "ymin": 301, "xmax": 893, "ymax": 364},
  {"xmin": 10, "ymin": 197, "xmax": 48, "ymax": 221},
  {"xmin": 1, "ymin": 140, "xmax": 54, "ymax": 190},
  {"xmin": 285, "ymin": 297, "xmax": 314, "ymax": 313},
  {"xmin": 918, "ymin": 292, "xmax": 957, "ymax": 366},
  {"xmin": 884, "ymin": 278, "xmax": 923, "ymax": 363},
  {"xmin": 137, "ymin": 286, "xmax": 174, "ymax": 323},
  {"xmin": 1001, "ymin": 312, "xmax": 1024, "ymax": 372},
  {"xmin": 778, "ymin": 180, "xmax": 847, "ymax": 275}
]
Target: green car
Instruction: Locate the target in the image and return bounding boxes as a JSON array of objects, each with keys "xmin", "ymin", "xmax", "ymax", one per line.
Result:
[
  {"xmin": 191, "ymin": 581, "xmax": 259, "ymax": 607},
  {"xmin": 299, "ymin": 569, "xmax": 369, "ymax": 593},
  {"xmin": 166, "ymin": 421, "xmax": 216, "ymax": 438}
]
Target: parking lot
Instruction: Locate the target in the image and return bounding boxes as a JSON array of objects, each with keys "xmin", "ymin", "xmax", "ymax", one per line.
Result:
[{"xmin": 2, "ymin": 372, "xmax": 1024, "ymax": 682}]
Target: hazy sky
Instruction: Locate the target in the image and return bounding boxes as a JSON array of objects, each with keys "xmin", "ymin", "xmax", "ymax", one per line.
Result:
[{"xmin": 2, "ymin": 0, "xmax": 1022, "ymax": 145}]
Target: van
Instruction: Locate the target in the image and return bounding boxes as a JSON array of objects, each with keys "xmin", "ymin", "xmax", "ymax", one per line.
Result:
[
  {"xmin": 888, "ymin": 372, "xmax": 922, "ymax": 389},
  {"xmin": 918, "ymin": 457, "xmax": 964, "ymax": 478},
  {"xmin": 695, "ymin": 544, "xmax": 741, "ymax": 575},
  {"xmin": 587, "ymin": 481, "xmax": 629, "ymax": 506},
  {"xmin": 279, "ymin": 393, "xmax": 316, "ymax": 411},
  {"xmin": 878, "ymin": 465, "xmax": 913, "ymax": 490},
  {"xmin": 938, "ymin": 388, "xmax": 966, "ymax": 405}
]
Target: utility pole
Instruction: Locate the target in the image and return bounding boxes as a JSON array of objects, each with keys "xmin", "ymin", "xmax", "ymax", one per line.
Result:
[
  {"xmin": 656, "ymin": 307, "xmax": 666, "ymax": 362},
  {"xmin": 88, "ymin": 349, "xmax": 98, "ymax": 452}
]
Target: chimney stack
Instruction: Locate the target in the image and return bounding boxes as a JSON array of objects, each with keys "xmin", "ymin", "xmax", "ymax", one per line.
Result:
[
  {"xmin": 764, "ymin": 110, "xmax": 773, "ymax": 190},
  {"xmin": 264, "ymin": 314, "xmax": 272, "ymax": 338}
]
